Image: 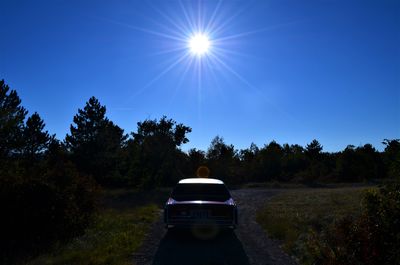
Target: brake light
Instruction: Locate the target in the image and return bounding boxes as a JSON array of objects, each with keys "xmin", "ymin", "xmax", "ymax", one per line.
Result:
[
  {"xmin": 225, "ymin": 198, "xmax": 235, "ymax": 205},
  {"xmin": 167, "ymin": 198, "xmax": 176, "ymax": 205}
]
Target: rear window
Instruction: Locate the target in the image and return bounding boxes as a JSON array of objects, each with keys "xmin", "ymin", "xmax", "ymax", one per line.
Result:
[{"xmin": 171, "ymin": 183, "xmax": 231, "ymax": 201}]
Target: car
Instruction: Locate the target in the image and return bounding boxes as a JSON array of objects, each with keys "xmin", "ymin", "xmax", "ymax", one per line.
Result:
[{"xmin": 164, "ymin": 178, "xmax": 238, "ymax": 230}]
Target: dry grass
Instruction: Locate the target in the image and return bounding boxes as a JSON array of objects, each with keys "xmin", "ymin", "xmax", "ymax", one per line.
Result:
[
  {"xmin": 25, "ymin": 188, "xmax": 168, "ymax": 265},
  {"xmin": 256, "ymin": 187, "xmax": 375, "ymax": 259}
]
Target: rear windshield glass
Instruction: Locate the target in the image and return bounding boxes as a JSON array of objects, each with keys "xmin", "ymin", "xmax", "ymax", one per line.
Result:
[{"xmin": 171, "ymin": 183, "xmax": 231, "ymax": 201}]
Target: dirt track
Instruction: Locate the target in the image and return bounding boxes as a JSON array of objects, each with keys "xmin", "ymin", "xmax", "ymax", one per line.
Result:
[{"xmin": 133, "ymin": 189, "xmax": 298, "ymax": 265}]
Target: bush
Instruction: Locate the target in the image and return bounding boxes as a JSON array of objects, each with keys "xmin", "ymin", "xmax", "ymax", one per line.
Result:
[
  {"xmin": 306, "ymin": 182, "xmax": 400, "ymax": 265},
  {"xmin": 0, "ymin": 145, "xmax": 99, "ymax": 263}
]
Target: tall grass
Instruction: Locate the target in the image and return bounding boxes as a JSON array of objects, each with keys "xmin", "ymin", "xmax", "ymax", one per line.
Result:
[
  {"xmin": 25, "ymin": 190, "xmax": 162, "ymax": 265},
  {"xmin": 256, "ymin": 187, "xmax": 372, "ymax": 262}
]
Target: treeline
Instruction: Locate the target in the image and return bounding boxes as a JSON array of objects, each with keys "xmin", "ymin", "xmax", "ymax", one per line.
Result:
[
  {"xmin": 0, "ymin": 80, "xmax": 99, "ymax": 262},
  {"xmin": 1, "ymin": 79, "xmax": 399, "ymax": 261}
]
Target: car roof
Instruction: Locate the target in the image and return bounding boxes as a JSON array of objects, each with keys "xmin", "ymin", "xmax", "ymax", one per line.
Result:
[{"xmin": 178, "ymin": 178, "xmax": 224, "ymax": 184}]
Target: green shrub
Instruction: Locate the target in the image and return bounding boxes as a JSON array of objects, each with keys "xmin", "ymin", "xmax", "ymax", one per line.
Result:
[
  {"xmin": 0, "ymin": 145, "xmax": 99, "ymax": 263},
  {"xmin": 306, "ymin": 182, "xmax": 400, "ymax": 265}
]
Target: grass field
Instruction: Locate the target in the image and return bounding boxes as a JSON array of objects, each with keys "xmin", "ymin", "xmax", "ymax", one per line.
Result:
[
  {"xmin": 26, "ymin": 188, "xmax": 170, "ymax": 265},
  {"xmin": 256, "ymin": 187, "xmax": 375, "ymax": 262}
]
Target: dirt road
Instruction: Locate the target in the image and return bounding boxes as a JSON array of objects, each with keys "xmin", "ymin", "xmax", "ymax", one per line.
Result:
[{"xmin": 133, "ymin": 189, "xmax": 297, "ymax": 265}]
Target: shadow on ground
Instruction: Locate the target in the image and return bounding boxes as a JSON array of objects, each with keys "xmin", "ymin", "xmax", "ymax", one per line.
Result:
[{"xmin": 152, "ymin": 229, "xmax": 250, "ymax": 265}]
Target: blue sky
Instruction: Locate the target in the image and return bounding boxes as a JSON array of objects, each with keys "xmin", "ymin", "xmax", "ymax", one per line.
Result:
[{"xmin": 1, "ymin": 0, "xmax": 399, "ymax": 152}]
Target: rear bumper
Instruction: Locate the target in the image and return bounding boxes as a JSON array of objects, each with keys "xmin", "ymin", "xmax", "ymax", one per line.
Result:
[
  {"xmin": 165, "ymin": 219, "xmax": 236, "ymax": 228},
  {"xmin": 164, "ymin": 204, "xmax": 238, "ymax": 228}
]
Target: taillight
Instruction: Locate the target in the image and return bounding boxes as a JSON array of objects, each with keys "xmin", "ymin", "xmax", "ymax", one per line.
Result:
[
  {"xmin": 225, "ymin": 198, "xmax": 235, "ymax": 205},
  {"xmin": 167, "ymin": 197, "xmax": 176, "ymax": 205}
]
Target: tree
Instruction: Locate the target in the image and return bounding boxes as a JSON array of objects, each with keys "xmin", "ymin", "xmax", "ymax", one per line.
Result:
[
  {"xmin": 336, "ymin": 144, "xmax": 384, "ymax": 182},
  {"xmin": 128, "ymin": 116, "xmax": 192, "ymax": 188},
  {"xmin": 206, "ymin": 136, "xmax": 239, "ymax": 183},
  {"xmin": 1, "ymin": 139, "xmax": 99, "ymax": 259},
  {"xmin": 187, "ymin": 148, "xmax": 206, "ymax": 177},
  {"xmin": 133, "ymin": 116, "xmax": 191, "ymax": 147},
  {"xmin": 239, "ymin": 143, "xmax": 259, "ymax": 182},
  {"xmin": 382, "ymin": 139, "xmax": 400, "ymax": 179},
  {"xmin": 0, "ymin": 80, "xmax": 27, "ymax": 158},
  {"xmin": 305, "ymin": 139, "xmax": 323, "ymax": 159},
  {"xmin": 256, "ymin": 141, "xmax": 283, "ymax": 181},
  {"xmin": 281, "ymin": 144, "xmax": 307, "ymax": 181},
  {"xmin": 23, "ymin": 112, "xmax": 54, "ymax": 160},
  {"xmin": 65, "ymin": 97, "xmax": 127, "ymax": 185}
]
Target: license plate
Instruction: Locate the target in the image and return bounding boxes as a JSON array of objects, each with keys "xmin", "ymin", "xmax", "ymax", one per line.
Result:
[{"xmin": 191, "ymin": 210, "xmax": 209, "ymax": 219}]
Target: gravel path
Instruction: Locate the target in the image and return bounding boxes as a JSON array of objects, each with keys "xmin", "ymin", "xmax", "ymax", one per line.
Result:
[
  {"xmin": 232, "ymin": 189, "xmax": 297, "ymax": 265},
  {"xmin": 133, "ymin": 189, "xmax": 298, "ymax": 265}
]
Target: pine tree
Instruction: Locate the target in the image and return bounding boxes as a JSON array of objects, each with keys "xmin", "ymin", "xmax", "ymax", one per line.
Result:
[
  {"xmin": 0, "ymin": 80, "xmax": 27, "ymax": 158},
  {"xmin": 65, "ymin": 97, "xmax": 127, "ymax": 185},
  {"xmin": 23, "ymin": 112, "xmax": 53, "ymax": 159}
]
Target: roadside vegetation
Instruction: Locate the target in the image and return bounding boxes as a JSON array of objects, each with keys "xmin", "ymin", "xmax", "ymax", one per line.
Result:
[
  {"xmin": 25, "ymin": 188, "xmax": 166, "ymax": 265},
  {"xmin": 257, "ymin": 188, "xmax": 368, "ymax": 257},
  {"xmin": 1, "ymin": 78, "xmax": 399, "ymax": 263},
  {"xmin": 257, "ymin": 182, "xmax": 400, "ymax": 264}
]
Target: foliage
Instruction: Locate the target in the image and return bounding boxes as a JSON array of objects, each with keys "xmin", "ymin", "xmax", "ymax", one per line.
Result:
[
  {"xmin": 0, "ymin": 81, "xmax": 99, "ymax": 263},
  {"xmin": 187, "ymin": 148, "xmax": 206, "ymax": 177},
  {"xmin": 0, "ymin": 141, "xmax": 99, "ymax": 263},
  {"xmin": 1, "ymin": 78, "xmax": 399, "ymax": 263},
  {"xmin": 26, "ymin": 204, "xmax": 159, "ymax": 265},
  {"xmin": 257, "ymin": 141, "xmax": 284, "ymax": 181},
  {"xmin": 256, "ymin": 187, "xmax": 366, "ymax": 260},
  {"xmin": 206, "ymin": 136, "xmax": 240, "ymax": 183},
  {"xmin": 23, "ymin": 112, "xmax": 54, "ymax": 160},
  {"xmin": 65, "ymin": 97, "xmax": 128, "ymax": 186},
  {"xmin": 335, "ymin": 144, "xmax": 385, "ymax": 182},
  {"xmin": 382, "ymin": 139, "xmax": 400, "ymax": 179},
  {"xmin": 126, "ymin": 116, "xmax": 192, "ymax": 188},
  {"xmin": 305, "ymin": 139, "xmax": 323, "ymax": 159},
  {"xmin": 0, "ymin": 79, "xmax": 27, "ymax": 158},
  {"xmin": 306, "ymin": 182, "xmax": 400, "ymax": 265}
]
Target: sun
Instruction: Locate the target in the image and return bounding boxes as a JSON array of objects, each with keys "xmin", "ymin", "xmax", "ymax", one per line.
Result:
[{"xmin": 188, "ymin": 33, "xmax": 211, "ymax": 56}]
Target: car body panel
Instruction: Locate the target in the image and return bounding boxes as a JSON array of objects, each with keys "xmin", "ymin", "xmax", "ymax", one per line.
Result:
[{"xmin": 164, "ymin": 178, "xmax": 238, "ymax": 229}]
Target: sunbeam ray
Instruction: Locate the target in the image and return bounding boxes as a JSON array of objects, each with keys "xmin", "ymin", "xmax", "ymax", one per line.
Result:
[
  {"xmin": 166, "ymin": 55, "xmax": 195, "ymax": 110},
  {"xmin": 179, "ymin": 0, "xmax": 196, "ymax": 34},
  {"xmin": 128, "ymin": 52, "xmax": 190, "ymax": 100},
  {"xmin": 97, "ymin": 16, "xmax": 187, "ymax": 42},
  {"xmin": 208, "ymin": 52, "xmax": 258, "ymax": 93},
  {"xmin": 148, "ymin": 46, "xmax": 188, "ymax": 57},
  {"xmin": 208, "ymin": 5, "xmax": 249, "ymax": 36},
  {"xmin": 208, "ymin": 52, "xmax": 293, "ymax": 119},
  {"xmin": 212, "ymin": 46, "xmax": 256, "ymax": 60},
  {"xmin": 213, "ymin": 21, "xmax": 299, "ymax": 43},
  {"xmin": 148, "ymin": 3, "xmax": 189, "ymax": 37},
  {"xmin": 205, "ymin": 0, "xmax": 223, "ymax": 34}
]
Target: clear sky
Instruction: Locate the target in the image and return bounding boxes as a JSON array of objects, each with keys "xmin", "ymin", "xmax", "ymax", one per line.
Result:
[{"xmin": 1, "ymin": 0, "xmax": 399, "ymax": 152}]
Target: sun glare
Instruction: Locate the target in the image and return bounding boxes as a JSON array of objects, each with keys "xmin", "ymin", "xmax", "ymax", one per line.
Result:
[
  {"xmin": 189, "ymin": 33, "xmax": 211, "ymax": 56},
  {"xmin": 124, "ymin": 1, "xmax": 264, "ymax": 104}
]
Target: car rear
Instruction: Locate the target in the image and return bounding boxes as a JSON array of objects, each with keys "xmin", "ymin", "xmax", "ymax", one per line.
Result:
[{"xmin": 164, "ymin": 178, "xmax": 238, "ymax": 229}]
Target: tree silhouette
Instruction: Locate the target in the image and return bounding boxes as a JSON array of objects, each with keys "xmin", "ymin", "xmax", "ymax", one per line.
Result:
[
  {"xmin": 187, "ymin": 148, "xmax": 206, "ymax": 177},
  {"xmin": 239, "ymin": 143, "xmax": 259, "ymax": 182},
  {"xmin": 23, "ymin": 112, "xmax": 54, "ymax": 160},
  {"xmin": 0, "ymin": 82, "xmax": 99, "ymax": 260},
  {"xmin": 0, "ymin": 80, "xmax": 27, "ymax": 158},
  {"xmin": 382, "ymin": 139, "xmax": 400, "ymax": 179},
  {"xmin": 335, "ymin": 144, "xmax": 384, "ymax": 182},
  {"xmin": 257, "ymin": 141, "xmax": 283, "ymax": 181},
  {"xmin": 133, "ymin": 115, "xmax": 191, "ymax": 146},
  {"xmin": 305, "ymin": 139, "xmax": 323, "ymax": 159},
  {"xmin": 65, "ymin": 97, "xmax": 127, "ymax": 185},
  {"xmin": 206, "ymin": 136, "xmax": 239, "ymax": 183},
  {"xmin": 128, "ymin": 116, "xmax": 192, "ymax": 188},
  {"xmin": 281, "ymin": 144, "xmax": 307, "ymax": 181}
]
